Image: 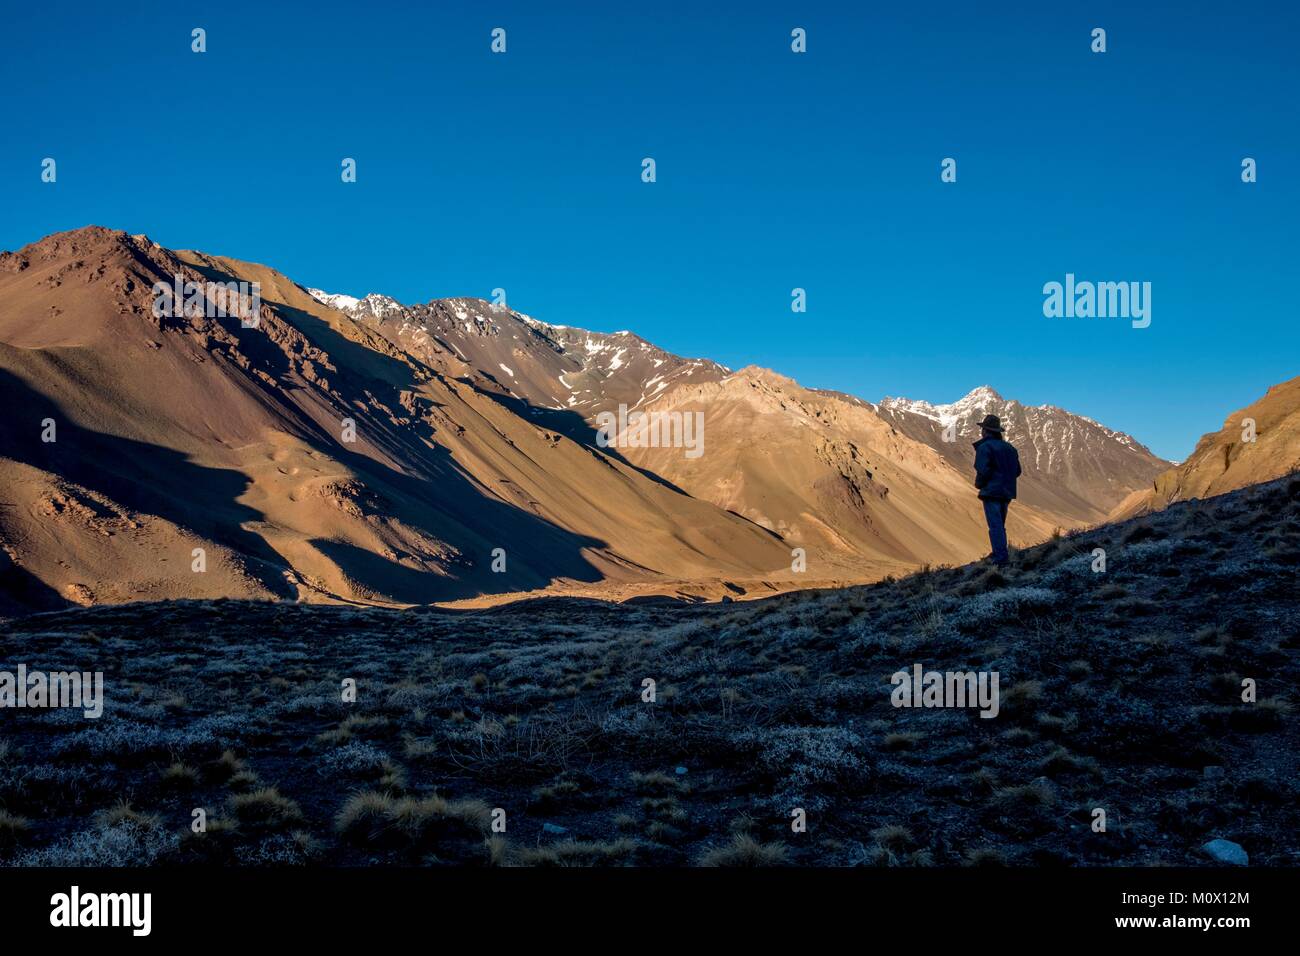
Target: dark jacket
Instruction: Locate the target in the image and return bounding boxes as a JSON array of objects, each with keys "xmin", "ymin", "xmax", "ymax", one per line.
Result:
[{"xmin": 973, "ymin": 436, "xmax": 1021, "ymax": 501}]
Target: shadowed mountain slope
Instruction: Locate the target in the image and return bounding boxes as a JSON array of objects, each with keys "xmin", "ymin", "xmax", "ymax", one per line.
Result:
[
  {"xmin": 1, "ymin": 226, "xmax": 1233, "ymax": 613},
  {"xmin": 0, "ymin": 228, "xmax": 798, "ymax": 610}
]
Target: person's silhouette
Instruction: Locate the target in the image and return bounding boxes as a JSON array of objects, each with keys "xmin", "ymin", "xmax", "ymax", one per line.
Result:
[{"xmin": 972, "ymin": 415, "xmax": 1021, "ymax": 566}]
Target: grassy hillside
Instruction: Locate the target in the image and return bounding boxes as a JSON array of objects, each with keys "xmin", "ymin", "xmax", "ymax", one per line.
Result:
[{"xmin": 2, "ymin": 475, "xmax": 1297, "ymax": 867}]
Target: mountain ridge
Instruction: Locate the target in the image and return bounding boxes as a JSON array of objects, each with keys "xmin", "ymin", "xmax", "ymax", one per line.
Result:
[
  {"xmin": 0, "ymin": 225, "xmax": 1244, "ymax": 613},
  {"xmin": 0, "ymin": 227, "xmax": 805, "ymax": 612}
]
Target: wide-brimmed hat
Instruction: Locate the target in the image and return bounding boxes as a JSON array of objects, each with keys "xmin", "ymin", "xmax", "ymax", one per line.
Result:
[{"xmin": 977, "ymin": 414, "xmax": 1003, "ymax": 433}]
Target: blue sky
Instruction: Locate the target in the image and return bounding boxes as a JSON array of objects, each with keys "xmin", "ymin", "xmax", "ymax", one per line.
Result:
[{"xmin": 2, "ymin": 1, "xmax": 1296, "ymax": 460}]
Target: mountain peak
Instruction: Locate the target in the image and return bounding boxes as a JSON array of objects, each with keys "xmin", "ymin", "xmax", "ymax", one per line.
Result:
[
  {"xmin": 728, "ymin": 365, "xmax": 797, "ymax": 386},
  {"xmin": 2, "ymin": 225, "xmax": 157, "ymax": 266},
  {"xmin": 877, "ymin": 385, "xmax": 1008, "ymax": 423},
  {"xmin": 308, "ymin": 288, "xmax": 407, "ymax": 321},
  {"xmin": 961, "ymin": 384, "xmax": 1003, "ymax": 403},
  {"xmin": 306, "ymin": 288, "xmax": 361, "ymax": 311}
]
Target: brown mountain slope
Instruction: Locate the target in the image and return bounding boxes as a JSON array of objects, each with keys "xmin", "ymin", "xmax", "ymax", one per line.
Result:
[
  {"xmin": 0, "ymin": 227, "xmax": 800, "ymax": 611},
  {"xmin": 1111, "ymin": 375, "xmax": 1300, "ymax": 519},
  {"xmin": 306, "ymin": 291, "xmax": 1167, "ymax": 545},
  {"xmin": 611, "ymin": 368, "xmax": 1066, "ymax": 571},
  {"xmin": 305, "ymin": 290, "xmax": 729, "ymax": 433},
  {"xmin": 877, "ymin": 386, "xmax": 1170, "ymax": 523},
  {"xmin": 0, "ymin": 226, "xmax": 1196, "ymax": 613}
]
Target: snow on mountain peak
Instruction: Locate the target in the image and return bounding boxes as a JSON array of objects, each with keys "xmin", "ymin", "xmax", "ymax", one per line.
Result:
[
  {"xmin": 307, "ymin": 288, "xmax": 361, "ymax": 312},
  {"xmin": 962, "ymin": 385, "xmax": 1003, "ymax": 404},
  {"xmin": 879, "ymin": 385, "xmax": 1007, "ymax": 426},
  {"xmin": 358, "ymin": 293, "xmax": 404, "ymax": 315},
  {"xmin": 879, "ymin": 385, "xmax": 1156, "ymax": 462},
  {"xmin": 307, "ymin": 288, "xmax": 409, "ymax": 318}
]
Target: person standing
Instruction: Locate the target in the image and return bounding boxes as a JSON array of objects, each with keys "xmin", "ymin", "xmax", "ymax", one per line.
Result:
[{"xmin": 972, "ymin": 415, "xmax": 1021, "ymax": 566}]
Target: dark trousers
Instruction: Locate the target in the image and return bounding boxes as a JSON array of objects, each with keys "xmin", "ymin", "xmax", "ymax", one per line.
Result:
[{"xmin": 982, "ymin": 497, "xmax": 1010, "ymax": 564}]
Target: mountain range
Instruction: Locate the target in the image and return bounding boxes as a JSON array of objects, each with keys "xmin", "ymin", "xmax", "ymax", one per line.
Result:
[{"xmin": 0, "ymin": 226, "xmax": 1291, "ymax": 613}]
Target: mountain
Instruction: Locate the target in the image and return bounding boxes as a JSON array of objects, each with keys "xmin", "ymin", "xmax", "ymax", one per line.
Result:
[
  {"xmin": 305, "ymin": 289, "xmax": 728, "ymax": 423},
  {"xmin": 877, "ymin": 386, "xmax": 1170, "ymax": 524},
  {"xmin": 0, "ymin": 227, "xmax": 802, "ymax": 612},
  {"xmin": 611, "ymin": 369, "xmax": 1072, "ymax": 572},
  {"xmin": 0, "ymin": 226, "xmax": 1185, "ymax": 613},
  {"xmin": 311, "ymin": 291, "xmax": 1171, "ymax": 554},
  {"xmin": 1111, "ymin": 375, "xmax": 1300, "ymax": 519},
  {"xmin": 609, "ymin": 374, "xmax": 1171, "ymax": 571}
]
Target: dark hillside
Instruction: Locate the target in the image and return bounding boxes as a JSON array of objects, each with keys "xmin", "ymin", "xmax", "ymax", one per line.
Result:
[{"xmin": 2, "ymin": 476, "xmax": 1296, "ymax": 866}]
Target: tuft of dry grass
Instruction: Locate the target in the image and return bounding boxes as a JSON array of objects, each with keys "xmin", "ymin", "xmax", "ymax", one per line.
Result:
[
  {"xmin": 964, "ymin": 846, "xmax": 1009, "ymax": 866},
  {"xmin": 290, "ymin": 830, "xmax": 322, "ymax": 860},
  {"xmin": 377, "ymin": 761, "xmax": 408, "ymax": 791},
  {"xmin": 160, "ymin": 762, "xmax": 199, "ymax": 788},
  {"xmin": 990, "ymin": 779, "xmax": 1056, "ymax": 809},
  {"xmin": 484, "ymin": 835, "xmax": 510, "ymax": 866},
  {"xmin": 871, "ymin": 824, "xmax": 913, "ymax": 853},
  {"xmin": 728, "ymin": 812, "xmax": 756, "ymax": 834},
  {"xmin": 227, "ymin": 769, "xmax": 261, "ymax": 792},
  {"xmin": 532, "ymin": 778, "xmax": 583, "ymax": 805},
  {"xmin": 206, "ymin": 749, "xmax": 246, "ymax": 783},
  {"xmin": 629, "ymin": 771, "xmax": 689, "ymax": 795},
  {"xmin": 334, "ymin": 790, "xmax": 492, "ymax": 844},
  {"xmin": 970, "ymin": 767, "xmax": 1000, "ymax": 793},
  {"xmin": 402, "ymin": 735, "xmax": 439, "ymax": 760},
  {"xmin": 1000, "ymin": 727, "xmax": 1037, "ymax": 747},
  {"xmin": 0, "ymin": 809, "xmax": 31, "ymax": 847},
  {"xmin": 201, "ymin": 817, "xmax": 241, "ymax": 836},
  {"xmin": 1002, "ymin": 680, "xmax": 1044, "ymax": 713},
  {"xmin": 99, "ymin": 801, "xmax": 162, "ymax": 830},
  {"xmin": 1038, "ymin": 746, "xmax": 1100, "ymax": 776},
  {"xmin": 512, "ymin": 839, "xmax": 638, "ymax": 867},
  {"xmin": 317, "ymin": 714, "xmax": 390, "ymax": 746},
  {"xmin": 697, "ymin": 833, "xmax": 789, "ymax": 867},
  {"xmin": 227, "ymin": 788, "xmax": 303, "ymax": 828}
]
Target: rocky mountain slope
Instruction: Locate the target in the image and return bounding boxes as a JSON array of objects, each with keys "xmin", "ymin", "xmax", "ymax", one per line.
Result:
[
  {"xmin": 307, "ymin": 289, "xmax": 1174, "ymax": 569},
  {"xmin": 0, "ymin": 227, "xmax": 800, "ymax": 612},
  {"xmin": 877, "ymin": 386, "xmax": 1170, "ymax": 524},
  {"xmin": 613, "ymin": 369, "xmax": 1063, "ymax": 570},
  {"xmin": 1111, "ymin": 376, "xmax": 1300, "ymax": 520},
  {"xmin": 0, "ymin": 225, "xmax": 1207, "ymax": 612},
  {"xmin": 306, "ymin": 289, "xmax": 727, "ymax": 426}
]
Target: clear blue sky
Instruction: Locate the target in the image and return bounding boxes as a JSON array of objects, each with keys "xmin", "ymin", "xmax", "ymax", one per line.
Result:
[{"xmin": 2, "ymin": 1, "xmax": 1296, "ymax": 460}]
